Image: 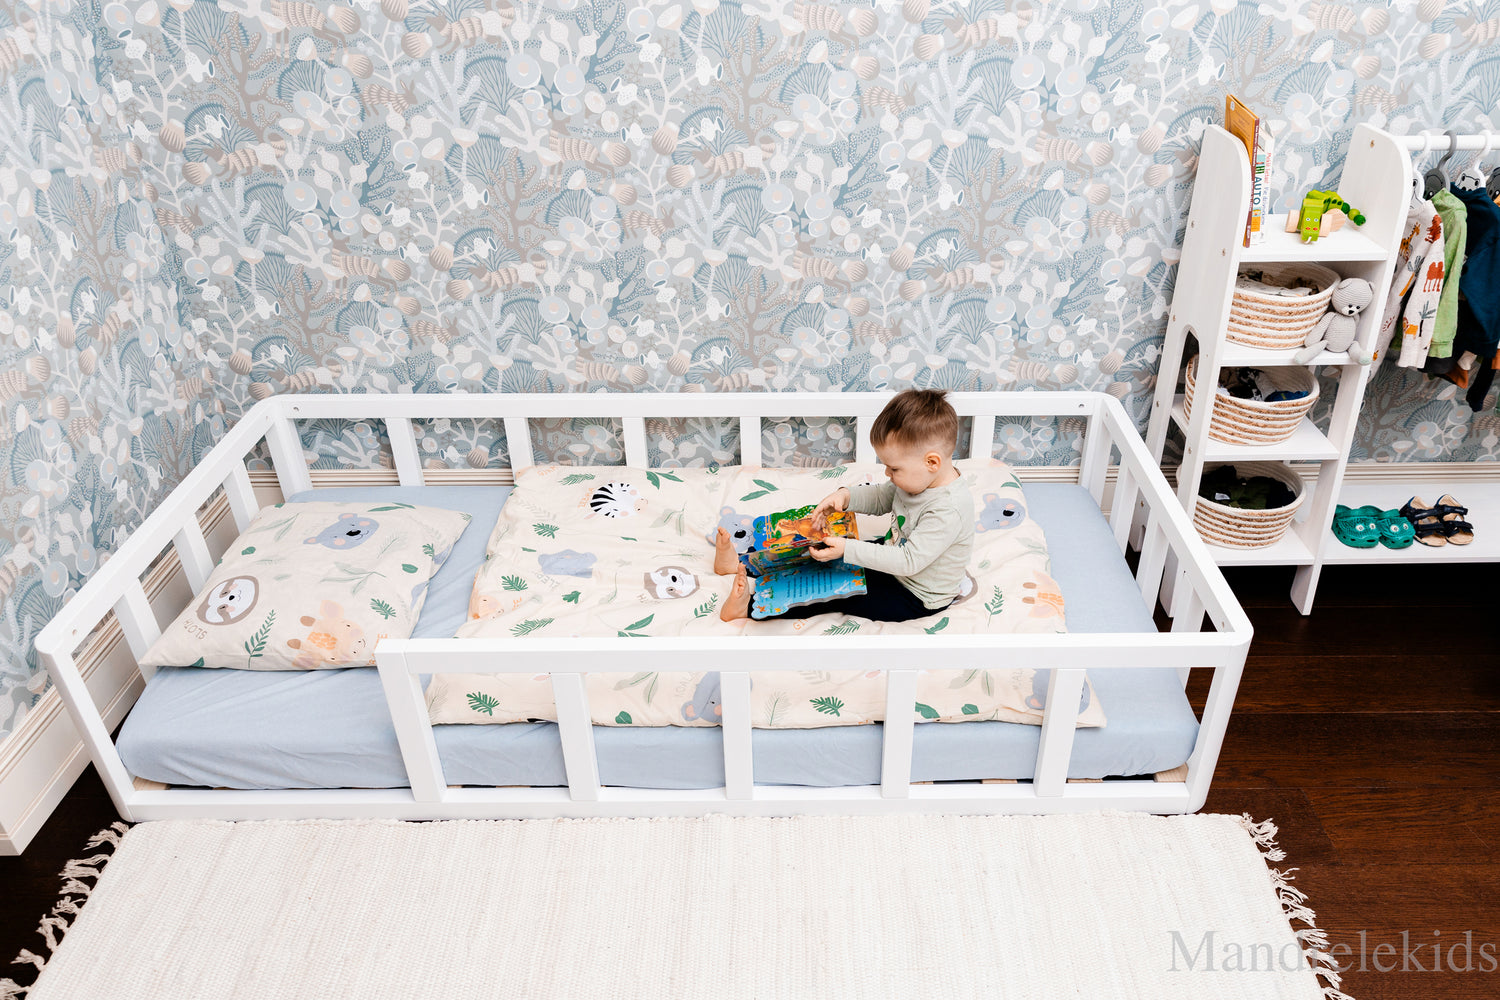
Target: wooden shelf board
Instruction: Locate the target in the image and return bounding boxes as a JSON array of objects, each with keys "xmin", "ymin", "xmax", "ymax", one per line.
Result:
[
  {"xmin": 1320, "ymin": 481, "xmax": 1500, "ymax": 564},
  {"xmin": 1239, "ymin": 215, "xmax": 1390, "ymax": 263},
  {"xmin": 1171, "ymin": 396, "xmax": 1340, "ymax": 462},
  {"xmin": 1218, "ymin": 341, "xmax": 1357, "ymax": 368},
  {"xmin": 1203, "ymin": 528, "xmax": 1316, "ymax": 567}
]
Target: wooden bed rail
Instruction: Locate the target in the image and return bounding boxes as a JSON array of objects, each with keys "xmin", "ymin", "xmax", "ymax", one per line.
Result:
[{"xmin": 33, "ymin": 392, "xmax": 1251, "ymax": 822}]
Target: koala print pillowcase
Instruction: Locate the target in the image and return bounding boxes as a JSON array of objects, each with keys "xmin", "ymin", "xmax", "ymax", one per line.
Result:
[{"xmin": 139, "ymin": 501, "xmax": 472, "ymax": 671}]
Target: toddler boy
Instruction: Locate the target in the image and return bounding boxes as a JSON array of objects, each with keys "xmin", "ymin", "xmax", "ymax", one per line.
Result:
[{"xmin": 717, "ymin": 389, "xmax": 975, "ymax": 623}]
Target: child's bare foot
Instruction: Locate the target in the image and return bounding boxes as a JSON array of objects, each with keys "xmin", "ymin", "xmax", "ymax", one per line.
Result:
[
  {"xmin": 713, "ymin": 527, "xmax": 740, "ymax": 575},
  {"xmin": 720, "ymin": 565, "xmax": 752, "ymax": 621}
]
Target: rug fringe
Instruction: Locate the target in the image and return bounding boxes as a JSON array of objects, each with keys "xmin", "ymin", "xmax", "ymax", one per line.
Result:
[
  {"xmin": 1, "ymin": 822, "xmax": 131, "ymax": 998},
  {"xmin": 1232, "ymin": 813, "xmax": 1351, "ymax": 1000}
]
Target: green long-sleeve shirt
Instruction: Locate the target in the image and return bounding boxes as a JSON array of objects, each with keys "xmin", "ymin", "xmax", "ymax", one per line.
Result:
[
  {"xmin": 841, "ymin": 476, "xmax": 975, "ymax": 608},
  {"xmin": 1429, "ymin": 189, "xmax": 1469, "ymax": 360}
]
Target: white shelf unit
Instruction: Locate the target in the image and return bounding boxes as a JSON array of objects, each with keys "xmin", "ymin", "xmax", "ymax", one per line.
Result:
[
  {"xmin": 1144, "ymin": 123, "xmax": 1410, "ymax": 614},
  {"xmin": 1322, "ymin": 480, "xmax": 1500, "ymax": 565}
]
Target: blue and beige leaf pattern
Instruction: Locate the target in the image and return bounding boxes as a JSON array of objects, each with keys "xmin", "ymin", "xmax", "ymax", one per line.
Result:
[{"xmin": 2, "ymin": 0, "xmax": 1499, "ymax": 736}]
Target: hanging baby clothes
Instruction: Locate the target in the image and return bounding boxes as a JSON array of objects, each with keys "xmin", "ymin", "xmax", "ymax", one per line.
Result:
[
  {"xmin": 1444, "ymin": 185, "xmax": 1500, "ymax": 410},
  {"xmin": 1420, "ymin": 189, "xmax": 1469, "ymax": 370},
  {"xmin": 1378, "ymin": 201, "xmax": 1445, "ymax": 368}
]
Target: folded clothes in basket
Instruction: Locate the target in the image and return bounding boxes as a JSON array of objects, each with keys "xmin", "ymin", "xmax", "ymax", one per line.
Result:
[
  {"xmin": 1216, "ymin": 367, "xmax": 1309, "ymax": 403},
  {"xmin": 1199, "ymin": 465, "xmax": 1298, "ymax": 510}
]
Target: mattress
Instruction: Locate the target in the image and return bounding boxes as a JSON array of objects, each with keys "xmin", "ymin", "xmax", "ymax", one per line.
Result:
[{"xmin": 117, "ymin": 483, "xmax": 1199, "ymax": 789}]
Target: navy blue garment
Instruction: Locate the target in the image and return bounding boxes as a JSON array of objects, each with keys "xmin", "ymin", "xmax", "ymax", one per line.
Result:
[{"xmin": 1446, "ymin": 186, "xmax": 1500, "ymax": 410}]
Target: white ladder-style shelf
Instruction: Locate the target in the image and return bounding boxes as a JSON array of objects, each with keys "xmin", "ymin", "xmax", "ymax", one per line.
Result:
[{"xmin": 1144, "ymin": 123, "xmax": 1410, "ymax": 614}]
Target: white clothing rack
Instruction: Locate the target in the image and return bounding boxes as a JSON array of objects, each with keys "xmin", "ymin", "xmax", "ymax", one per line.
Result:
[{"xmin": 1327, "ymin": 130, "xmax": 1500, "ymax": 569}]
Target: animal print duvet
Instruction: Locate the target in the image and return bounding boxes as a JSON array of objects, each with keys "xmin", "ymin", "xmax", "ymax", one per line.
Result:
[{"xmin": 426, "ymin": 461, "xmax": 1106, "ymax": 730}]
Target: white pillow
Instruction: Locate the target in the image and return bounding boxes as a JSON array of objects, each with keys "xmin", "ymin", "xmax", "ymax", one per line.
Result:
[{"xmin": 140, "ymin": 501, "xmax": 472, "ymax": 670}]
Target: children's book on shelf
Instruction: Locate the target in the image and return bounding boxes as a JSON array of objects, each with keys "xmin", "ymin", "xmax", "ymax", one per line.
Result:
[
  {"xmin": 1225, "ymin": 94, "xmax": 1270, "ymax": 247},
  {"xmin": 743, "ymin": 505, "xmax": 867, "ymax": 619}
]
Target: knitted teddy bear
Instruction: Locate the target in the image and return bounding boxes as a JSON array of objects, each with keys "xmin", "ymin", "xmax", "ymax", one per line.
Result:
[{"xmin": 1293, "ymin": 277, "xmax": 1374, "ymax": 365}]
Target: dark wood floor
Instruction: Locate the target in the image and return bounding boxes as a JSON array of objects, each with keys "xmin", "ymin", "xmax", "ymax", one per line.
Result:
[{"xmin": 2, "ymin": 563, "xmax": 1496, "ymax": 997}]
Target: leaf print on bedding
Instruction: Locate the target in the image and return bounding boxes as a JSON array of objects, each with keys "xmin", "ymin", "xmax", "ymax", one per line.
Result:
[
  {"xmin": 615, "ymin": 711, "xmax": 632, "ymax": 724},
  {"xmin": 327, "ymin": 563, "xmax": 388, "ymax": 594},
  {"xmin": 613, "ymin": 671, "xmax": 659, "ymax": 703},
  {"xmin": 243, "ymin": 611, "xmax": 276, "ymax": 662},
  {"xmin": 810, "ymin": 696, "xmax": 843, "ymax": 717},
  {"xmin": 816, "ymin": 468, "xmax": 849, "ymax": 479},
  {"xmin": 823, "ymin": 620, "xmax": 860, "ymax": 634},
  {"xmin": 533, "ymin": 523, "xmax": 559, "ymax": 538},
  {"xmin": 467, "ymin": 692, "xmax": 500, "ymax": 716},
  {"xmin": 617, "ymin": 614, "xmax": 655, "ymax": 637},
  {"xmin": 370, "ymin": 598, "xmax": 397, "ymax": 620},
  {"xmin": 510, "ymin": 617, "xmax": 554, "ymax": 636},
  {"xmin": 692, "ymin": 594, "xmax": 719, "ymax": 618},
  {"xmin": 985, "ymin": 588, "xmax": 1005, "ymax": 620},
  {"xmin": 558, "ymin": 474, "xmax": 596, "ymax": 486},
  {"xmin": 740, "ymin": 479, "xmax": 781, "ymax": 502},
  {"xmin": 562, "ymin": 590, "xmax": 581, "ymax": 603},
  {"xmin": 644, "ymin": 471, "xmax": 682, "ymax": 489},
  {"xmin": 501, "ymin": 575, "xmax": 529, "ymax": 591},
  {"xmin": 923, "ymin": 617, "xmax": 950, "ymax": 634},
  {"xmin": 915, "ymin": 703, "xmax": 940, "ymax": 720}
]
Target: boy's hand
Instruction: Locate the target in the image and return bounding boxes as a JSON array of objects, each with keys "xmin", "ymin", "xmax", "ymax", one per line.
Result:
[
  {"xmin": 809, "ymin": 536, "xmax": 846, "ymax": 562},
  {"xmin": 812, "ymin": 487, "xmax": 850, "ymax": 532}
]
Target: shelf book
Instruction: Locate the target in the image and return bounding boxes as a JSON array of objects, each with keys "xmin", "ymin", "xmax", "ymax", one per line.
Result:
[
  {"xmin": 1225, "ymin": 95, "xmax": 1270, "ymax": 247},
  {"xmin": 743, "ymin": 506, "xmax": 866, "ymax": 618}
]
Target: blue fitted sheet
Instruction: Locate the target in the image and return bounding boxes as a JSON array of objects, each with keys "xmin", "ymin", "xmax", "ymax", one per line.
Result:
[{"xmin": 117, "ymin": 484, "xmax": 1199, "ymax": 789}]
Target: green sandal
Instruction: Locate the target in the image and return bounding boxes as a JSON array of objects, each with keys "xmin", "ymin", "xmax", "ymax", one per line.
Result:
[
  {"xmin": 1371, "ymin": 508, "xmax": 1415, "ymax": 549},
  {"xmin": 1332, "ymin": 505, "xmax": 1379, "ymax": 548}
]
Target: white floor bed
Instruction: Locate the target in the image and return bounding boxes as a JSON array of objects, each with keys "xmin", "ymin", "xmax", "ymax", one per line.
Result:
[
  {"xmin": 116, "ymin": 484, "xmax": 1198, "ymax": 789},
  {"xmin": 38, "ymin": 392, "xmax": 1252, "ymax": 819}
]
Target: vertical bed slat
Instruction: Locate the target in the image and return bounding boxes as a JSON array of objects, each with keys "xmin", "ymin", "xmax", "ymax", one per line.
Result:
[
  {"xmin": 720, "ymin": 671, "xmax": 753, "ymax": 800},
  {"xmin": 552, "ymin": 673, "xmax": 600, "ymax": 801},
  {"xmin": 622, "ymin": 415, "xmax": 648, "ymax": 467},
  {"xmin": 880, "ymin": 669, "xmax": 919, "ymax": 797},
  {"xmin": 739, "ymin": 416, "xmax": 762, "ymax": 466},
  {"xmin": 855, "ymin": 416, "xmax": 876, "ymax": 465},
  {"xmin": 504, "ymin": 416, "xmax": 534, "ymax": 471},
  {"xmin": 969, "ymin": 413, "xmax": 996, "ymax": 460},
  {"xmin": 1108, "ymin": 466, "xmax": 1138, "ymax": 554},
  {"xmin": 1135, "ymin": 514, "xmax": 1169, "ymax": 614},
  {"xmin": 386, "ymin": 416, "xmax": 425, "ymax": 487},
  {"xmin": 265, "ymin": 416, "xmax": 313, "ymax": 499},
  {"xmin": 376, "ymin": 649, "xmax": 447, "ymax": 802},
  {"xmin": 173, "ymin": 521, "xmax": 214, "ymax": 594},
  {"xmin": 1033, "ymin": 668, "xmax": 1086, "ymax": 796},
  {"xmin": 1077, "ymin": 414, "xmax": 1111, "ymax": 505},
  {"xmin": 114, "ymin": 582, "xmax": 161, "ymax": 680},
  {"xmin": 1169, "ymin": 587, "xmax": 1207, "ymax": 688},
  {"xmin": 224, "ymin": 463, "xmax": 260, "ymax": 532}
]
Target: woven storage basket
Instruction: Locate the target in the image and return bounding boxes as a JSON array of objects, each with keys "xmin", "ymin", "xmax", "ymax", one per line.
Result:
[
  {"xmin": 1193, "ymin": 462, "xmax": 1304, "ymax": 548},
  {"xmin": 1227, "ymin": 263, "xmax": 1340, "ymax": 350},
  {"xmin": 1183, "ymin": 356, "xmax": 1318, "ymax": 446}
]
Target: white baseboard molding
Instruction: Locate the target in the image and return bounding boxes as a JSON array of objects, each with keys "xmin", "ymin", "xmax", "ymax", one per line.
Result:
[
  {"xmin": 2, "ymin": 458, "xmax": 1488, "ymax": 853},
  {"xmin": 0, "ymin": 494, "xmax": 237, "ymax": 855}
]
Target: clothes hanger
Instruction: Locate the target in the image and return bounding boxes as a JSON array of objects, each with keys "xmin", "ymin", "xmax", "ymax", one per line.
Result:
[
  {"xmin": 1410, "ymin": 133, "xmax": 1434, "ymax": 209},
  {"xmin": 1487, "ymin": 133, "xmax": 1500, "ymax": 202},
  {"xmin": 1455, "ymin": 132, "xmax": 1491, "ymax": 191},
  {"xmin": 1422, "ymin": 129, "xmax": 1459, "ymax": 199}
]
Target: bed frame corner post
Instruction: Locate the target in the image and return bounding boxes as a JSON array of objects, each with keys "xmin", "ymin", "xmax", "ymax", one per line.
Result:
[
  {"xmin": 1184, "ymin": 657, "xmax": 1246, "ymax": 811},
  {"xmin": 264, "ymin": 405, "xmax": 314, "ymax": 499},
  {"xmin": 38, "ymin": 640, "xmax": 140, "ymax": 822}
]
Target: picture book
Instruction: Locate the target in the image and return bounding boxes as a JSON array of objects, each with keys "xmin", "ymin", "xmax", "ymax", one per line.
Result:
[
  {"xmin": 742, "ymin": 505, "xmax": 867, "ymax": 618},
  {"xmin": 1224, "ymin": 95, "xmax": 1267, "ymax": 247}
]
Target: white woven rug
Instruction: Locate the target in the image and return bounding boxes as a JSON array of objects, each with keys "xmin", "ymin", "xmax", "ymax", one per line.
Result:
[{"xmin": 10, "ymin": 813, "xmax": 1345, "ymax": 1000}]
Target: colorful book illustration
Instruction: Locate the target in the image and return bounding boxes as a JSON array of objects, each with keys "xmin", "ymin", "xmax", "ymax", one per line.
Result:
[
  {"xmin": 1224, "ymin": 95, "xmax": 1267, "ymax": 247},
  {"xmin": 742, "ymin": 505, "xmax": 867, "ymax": 618}
]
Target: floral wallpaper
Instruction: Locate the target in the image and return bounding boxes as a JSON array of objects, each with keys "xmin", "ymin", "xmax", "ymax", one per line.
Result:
[{"xmin": 1, "ymin": 0, "xmax": 1498, "ymax": 739}]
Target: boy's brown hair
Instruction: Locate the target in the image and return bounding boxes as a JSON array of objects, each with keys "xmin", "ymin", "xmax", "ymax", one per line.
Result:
[{"xmin": 869, "ymin": 389, "xmax": 959, "ymax": 454}]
